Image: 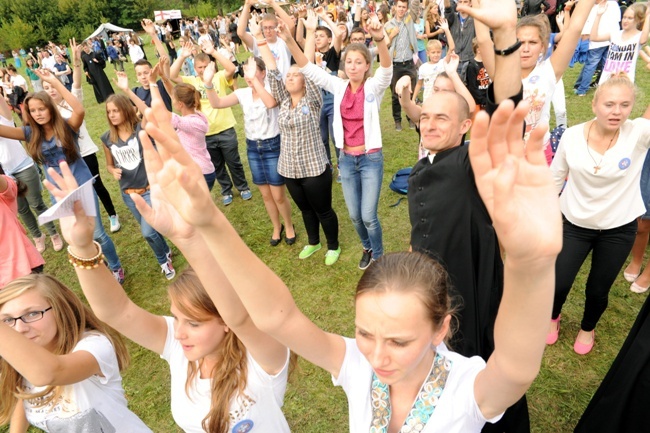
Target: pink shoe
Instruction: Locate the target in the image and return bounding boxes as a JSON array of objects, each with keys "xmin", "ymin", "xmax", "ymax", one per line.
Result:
[
  {"xmin": 33, "ymin": 234, "xmax": 46, "ymax": 253},
  {"xmin": 51, "ymin": 234, "xmax": 64, "ymax": 252},
  {"xmin": 574, "ymin": 330, "xmax": 595, "ymax": 355},
  {"xmin": 546, "ymin": 315, "xmax": 561, "ymax": 345}
]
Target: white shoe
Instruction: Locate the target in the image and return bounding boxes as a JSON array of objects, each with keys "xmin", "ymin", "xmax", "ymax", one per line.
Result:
[
  {"xmin": 161, "ymin": 260, "xmax": 176, "ymax": 280},
  {"xmin": 33, "ymin": 234, "xmax": 46, "ymax": 253},
  {"xmin": 109, "ymin": 215, "xmax": 121, "ymax": 233}
]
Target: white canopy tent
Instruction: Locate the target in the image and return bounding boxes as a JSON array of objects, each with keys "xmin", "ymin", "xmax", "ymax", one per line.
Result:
[{"xmin": 85, "ymin": 23, "xmax": 134, "ymax": 41}]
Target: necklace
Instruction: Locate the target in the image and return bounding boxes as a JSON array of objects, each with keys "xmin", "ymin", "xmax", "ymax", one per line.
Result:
[{"xmin": 585, "ymin": 121, "xmax": 619, "ymax": 174}]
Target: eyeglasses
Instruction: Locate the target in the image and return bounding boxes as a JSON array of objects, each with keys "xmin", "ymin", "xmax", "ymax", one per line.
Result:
[
  {"xmin": 1, "ymin": 307, "xmax": 53, "ymax": 327},
  {"xmin": 262, "ymin": 26, "xmax": 277, "ymax": 32}
]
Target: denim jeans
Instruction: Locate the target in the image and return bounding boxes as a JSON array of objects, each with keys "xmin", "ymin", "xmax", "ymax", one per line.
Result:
[
  {"xmin": 553, "ymin": 218, "xmax": 637, "ymax": 331},
  {"xmin": 13, "ymin": 165, "xmax": 57, "ymax": 238},
  {"xmin": 339, "ymin": 150, "xmax": 384, "ymax": 258},
  {"xmin": 574, "ymin": 46, "xmax": 608, "ymax": 95},
  {"xmin": 121, "ymin": 190, "xmax": 171, "ymax": 265}
]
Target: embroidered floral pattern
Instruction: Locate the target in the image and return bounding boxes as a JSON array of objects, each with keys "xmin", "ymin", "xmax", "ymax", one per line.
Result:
[{"xmin": 369, "ymin": 352, "xmax": 452, "ymax": 433}]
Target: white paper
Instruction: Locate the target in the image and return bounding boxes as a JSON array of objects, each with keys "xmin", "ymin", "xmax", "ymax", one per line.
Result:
[{"xmin": 38, "ymin": 177, "xmax": 97, "ymax": 225}]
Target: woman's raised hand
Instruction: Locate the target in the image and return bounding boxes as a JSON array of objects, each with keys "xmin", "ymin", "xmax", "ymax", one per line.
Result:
[
  {"xmin": 34, "ymin": 68, "xmax": 58, "ymax": 84},
  {"xmin": 180, "ymin": 41, "xmax": 194, "ymax": 58},
  {"xmin": 468, "ymin": 100, "xmax": 562, "ymax": 264},
  {"xmin": 199, "ymin": 38, "xmax": 215, "ymax": 55},
  {"xmin": 249, "ymin": 16, "xmax": 263, "ymax": 39},
  {"xmin": 443, "ymin": 50, "xmax": 460, "ymax": 75},
  {"xmin": 303, "ymin": 9, "xmax": 318, "ymax": 32},
  {"xmin": 42, "ymin": 163, "xmax": 95, "ymax": 251},
  {"xmin": 114, "ymin": 71, "xmax": 130, "ymax": 92},
  {"xmin": 70, "ymin": 38, "xmax": 82, "ymax": 62},
  {"xmin": 276, "ymin": 21, "xmax": 292, "ymax": 41},
  {"xmin": 242, "ymin": 57, "xmax": 257, "ymax": 83},
  {"xmin": 459, "ymin": 0, "xmax": 517, "ymax": 32}
]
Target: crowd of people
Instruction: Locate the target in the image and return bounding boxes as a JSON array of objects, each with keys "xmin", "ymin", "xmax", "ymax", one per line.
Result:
[{"xmin": 1, "ymin": 0, "xmax": 650, "ymax": 431}]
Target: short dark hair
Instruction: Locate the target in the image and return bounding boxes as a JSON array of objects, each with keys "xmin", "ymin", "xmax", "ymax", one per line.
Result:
[
  {"xmin": 134, "ymin": 59, "xmax": 153, "ymax": 68},
  {"xmin": 315, "ymin": 26, "xmax": 333, "ymax": 39}
]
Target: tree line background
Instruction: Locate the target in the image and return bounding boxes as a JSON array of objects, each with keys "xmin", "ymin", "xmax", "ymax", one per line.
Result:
[{"xmin": 0, "ymin": 0, "xmax": 242, "ymax": 51}]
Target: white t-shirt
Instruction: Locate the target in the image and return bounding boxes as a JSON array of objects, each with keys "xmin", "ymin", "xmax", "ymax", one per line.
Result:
[
  {"xmin": 582, "ymin": 1, "xmax": 621, "ymax": 50},
  {"xmin": 418, "ymin": 59, "xmax": 445, "ymax": 102},
  {"xmin": 333, "ymin": 338, "xmax": 502, "ymax": 433},
  {"xmin": 599, "ymin": 30, "xmax": 642, "ymax": 84},
  {"xmin": 23, "ymin": 333, "xmax": 152, "ymax": 433},
  {"xmin": 56, "ymin": 87, "xmax": 99, "ymax": 157},
  {"xmin": 551, "ymin": 118, "xmax": 650, "ymax": 229},
  {"xmin": 41, "ymin": 56, "xmax": 57, "ymax": 71},
  {"xmin": 160, "ymin": 317, "xmax": 291, "ymax": 433},
  {"xmin": 252, "ymin": 38, "xmax": 292, "ymax": 79},
  {"xmin": 0, "ymin": 115, "xmax": 34, "ymax": 175},
  {"xmin": 129, "ymin": 44, "xmax": 145, "ymax": 64},
  {"xmin": 198, "ymin": 34, "xmax": 213, "ymax": 47},
  {"xmin": 234, "ymin": 87, "xmax": 280, "ymax": 140},
  {"xmin": 10, "ymin": 74, "xmax": 27, "ymax": 90},
  {"xmin": 522, "ymin": 59, "xmax": 556, "ymax": 143},
  {"xmin": 217, "ymin": 42, "xmax": 237, "ymax": 63}
]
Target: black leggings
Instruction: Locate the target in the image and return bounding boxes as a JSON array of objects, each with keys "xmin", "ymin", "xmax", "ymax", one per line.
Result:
[
  {"xmin": 552, "ymin": 218, "xmax": 637, "ymax": 331},
  {"xmin": 284, "ymin": 168, "xmax": 339, "ymax": 250},
  {"xmin": 83, "ymin": 153, "xmax": 116, "ymax": 216}
]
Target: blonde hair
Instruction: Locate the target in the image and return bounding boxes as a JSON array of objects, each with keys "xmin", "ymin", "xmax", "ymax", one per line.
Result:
[
  {"xmin": 628, "ymin": 3, "xmax": 648, "ymax": 30},
  {"xmin": 168, "ymin": 269, "xmax": 250, "ymax": 433},
  {"xmin": 594, "ymin": 72, "xmax": 637, "ymax": 102},
  {"xmin": 517, "ymin": 14, "xmax": 550, "ymax": 52},
  {"xmin": 427, "ymin": 39, "xmax": 442, "ymax": 51},
  {"xmin": 0, "ymin": 275, "xmax": 129, "ymax": 424}
]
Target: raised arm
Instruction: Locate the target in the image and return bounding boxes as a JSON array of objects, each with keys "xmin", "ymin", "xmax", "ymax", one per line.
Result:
[
  {"xmin": 70, "ymin": 38, "xmax": 83, "ymax": 91},
  {"xmin": 238, "ymin": 0, "xmax": 256, "ymax": 50},
  {"xmin": 550, "ymin": 0, "xmax": 597, "ymax": 81},
  {"xmin": 243, "ymin": 57, "xmax": 277, "ymax": 108},
  {"xmin": 35, "ymin": 69, "xmax": 84, "ymax": 132},
  {"xmin": 202, "ymin": 62, "xmax": 240, "ymax": 109},
  {"xmin": 251, "ymin": 17, "xmax": 279, "ymax": 71},
  {"xmin": 397, "ymin": 75, "xmax": 422, "ymax": 122},
  {"xmin": 470, "ymin": 100, "xmax": 561, "ymax": 419},
  {"xmin": 445, "ymin": 51, "xmax": 477, "ymax": 113},
  {"xmin": 267, "ymin": 0, "xmax": 296, "ymax": 35},
  {"xmin": 114, "ymin": 71, "xmax": 148, "ymax": 116},
  {"xmin": 170, "ymin": 41, "xmax": 194, "ymax": 84},
  {"xmin": 589, "ymin": 4, "xmax": 610, "ymax": 42},
  {"xmin": 142, "ymin": 19, "xmax": 171, "ymax": 76},
  {"xmin": 132, "ymin": 102, "xmax": 347, "ymax": 379},
  {"xmin": 369, "ymin": 13, "xmax": 392, "ymax": 68},
  {"xmin": 316, "ymin": 6, "xmax": 344, "ymax": 53},
  {"xmin": 200, "ymin": 38, "xmax": 236, "ymax": 81},
  {"xmin": 458, "ymin": 0, "xmax": 521, "ymax": 104}
]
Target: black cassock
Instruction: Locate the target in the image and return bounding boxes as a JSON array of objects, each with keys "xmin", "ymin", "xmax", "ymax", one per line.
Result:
[
  {"xmin": 81, "ymin": 51, "xmax": 114, "ymax": 104},
  {"xmin": 408, "ymin": 144, "xmax": 530, "ymax": 433}
]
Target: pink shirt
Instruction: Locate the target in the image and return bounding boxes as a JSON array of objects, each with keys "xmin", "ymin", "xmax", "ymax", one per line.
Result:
[
  {"xmin": 341, "ymin": 85, "xmax": 365, "ymax": 148},
  {"xmin": 171, "ymin": 112, "xmax": 215, "ymax": 175},
  {"xmin": 0, "ymin": 176, "xmax": 44, "ymax": 288}
]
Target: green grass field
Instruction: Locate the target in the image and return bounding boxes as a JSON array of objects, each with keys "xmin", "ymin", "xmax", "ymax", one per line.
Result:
[{"xmin": 2, "ymin": 38, "xmax": 649, "ymax": 433}]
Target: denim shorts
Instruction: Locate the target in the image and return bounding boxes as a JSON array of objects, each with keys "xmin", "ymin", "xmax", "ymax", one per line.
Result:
[{"xmin": 246, "ymin": 135, "xmax": 284, "ymax": 186}]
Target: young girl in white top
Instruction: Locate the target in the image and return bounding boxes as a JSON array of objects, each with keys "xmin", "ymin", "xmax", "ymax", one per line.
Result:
[
  {"xmin": 45, "ymin": 87, "xmax": 293, "ymax": 433},
  {"xmin": 548, "ymin": 74, "xmax": 650, "ymax": 355},
  {"xmin": 590, "ymin": 2, "xmax": 649, "ymax": 84},
  {"xmin": 0, "ymin": 274, "xmax": 151, "ymax": 432},
  {"xmin": 116, "ymin": 82, "xmax": 562, "ymax": 432}
]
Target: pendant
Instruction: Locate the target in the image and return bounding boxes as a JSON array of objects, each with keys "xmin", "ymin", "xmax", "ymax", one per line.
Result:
[{"xmin": 593, "ymin": 166, "xmax": 600, "ymax": 174}]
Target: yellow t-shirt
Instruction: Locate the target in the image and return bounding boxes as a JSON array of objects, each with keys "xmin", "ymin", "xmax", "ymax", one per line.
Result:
[{"xmin": 181, "ymin": 72, "xmax": 236, "ymax": 136}]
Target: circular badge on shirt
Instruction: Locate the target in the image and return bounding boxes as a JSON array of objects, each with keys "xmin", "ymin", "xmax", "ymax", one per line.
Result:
[
  {"xmin": 528, "ymin": 75, "xmax": 539, "ymax": 84},
  {"xmin": 619, "ymin": 157, "xmax": 631, "ymax": 170},
  {"xmin": 301, "ymin": 105, "xmax": 309, "ymax": 115},
  {"xmin": 232, "ymin": 419, "xmax": 254, "ymax": 433},
  {"xmin": 366, "ymin": 94, "xmax": 375, "ymax": 103}
]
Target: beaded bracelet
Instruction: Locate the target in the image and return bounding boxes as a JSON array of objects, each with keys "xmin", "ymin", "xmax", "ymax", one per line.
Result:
[{"xmin": 68, "ymin": 241, "xmax": 104, "ymax": 269}]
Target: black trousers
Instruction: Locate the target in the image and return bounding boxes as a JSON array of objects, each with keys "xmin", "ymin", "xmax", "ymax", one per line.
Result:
[
  {"xmin": 284, "ymin": 167, "xmax": 339, "ymax": 250},
  {"xmin": 390, "ymin": 60, "xmax": 417, "ymax": 123},
  {"xmin": 83, "ymin": 153, "xmax": 116, "ymax": 216}
]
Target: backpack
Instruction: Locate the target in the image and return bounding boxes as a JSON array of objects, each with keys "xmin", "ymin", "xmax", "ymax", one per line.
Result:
[{"xmin": 389, "ymin": 167, "xmax": 412, "ymax": 195}]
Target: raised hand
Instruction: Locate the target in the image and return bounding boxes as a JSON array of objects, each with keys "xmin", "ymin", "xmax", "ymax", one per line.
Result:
[
  {"xmin": 141, "ymin": 18, "xmax": 156, "ymax": 35},
  {"xmin": 70, "ymin": 38, "xmax": 82, "ymax": 62},
  {"xmin": 249, "ymin": 16, "xmax": 263, "ymax": 39},
  {"xmin": 180, "ymin": 41, "xmax": 194, "ymax": 58},
  {"xmin": 200, "ymin": 38, "xmax": 215, "ymax": 55},
  {"xmin": 303, "ymin": 9, "xmax": 318, "ymax": 32},
  {"xmin": 444, "ymin": 50, "xmax": 460, "ymax": 75},
  {"xmin": 439, "ymin": 17, "xmax": 449, "ymax": 31},
  {"xmin": 367, "ymin": 14, "xmax": 384, "ymax": 40},
  {"xmin": 468, "ymin": 100, "xmax": 562, "ymax": 263},
  {"xmin": 42, "ymin": 163, "xmax": 95, "ymax": 250},
  {"xmin": 114, "ymin": 71, "xmax": 130, "ymax": 92},
  {"xmin": 34, "ymin": 68, "xmax": 58, "ymax": 84},
  {"xmin": 276, "ymin": 21, "xmax": 292, "ymax": 41},
  {"xmin": 395, "ymin": 75, "xmax": 412, "ymax": 96},
  {"xmin": 242, "ymin": 57, "xmax": 257, "ymax": 83},
  {"xmin": 460, "ymin": 0, "xmax": 517, "ymax": 32},
  {"xmin": 202, "ymin": 61, "xmax": 216, "ymax": 86}
]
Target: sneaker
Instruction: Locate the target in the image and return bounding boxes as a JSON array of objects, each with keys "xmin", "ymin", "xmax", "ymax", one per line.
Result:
[
  {"xmin": 395, "ymin": 121, "xmax": 403, "ymax": 132},
  {"xmin": 51, "ymin": 234, "xmax": 64, "ymax": 252},
  {"xmin": 359, "ymin": 249, "xmax": 373, "ymax": 270},
  {"xmin": 33, "ymin": 234, "xmax": 46, "ymax": 253},
  {"xmin": 166, "ymin": 249, "xmax": 173, "ymax": 262},
  {"xmin": 112, "ymin": 267, "xmax": 125, "ymax": 285},
  {"xmin": 109, "ymin": 215, "xmax": 121, "ymax": 232},
  {"xmin": 325, "ymin": 247, "xmax": 341, "ymax": 266},
  {"xmin": 241, "ymin": 189, "xmax": 253, "ymax": 200},
  {"xmin": 223, "ymin": 194, "xmax": 233, "ymax": 206},
  {"xmin": 161, "ymin": 260, "xmax": 176, "ymax": 280},
  {"xmin": 299, "ymin": 243, "xmax": 322, "ymax": 259}
]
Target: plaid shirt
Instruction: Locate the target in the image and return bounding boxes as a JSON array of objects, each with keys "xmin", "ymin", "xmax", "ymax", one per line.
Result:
[{"xmin": 268, "ymin": 69, "xmax": 328, "ymax": 179}]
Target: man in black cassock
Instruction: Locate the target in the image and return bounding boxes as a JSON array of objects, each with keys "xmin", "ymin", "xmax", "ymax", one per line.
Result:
[{"xmin": 80, "ymin": 41, "xmax": 114, "ymax": 104}]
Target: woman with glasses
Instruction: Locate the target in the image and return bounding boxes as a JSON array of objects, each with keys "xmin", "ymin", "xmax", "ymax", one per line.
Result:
[{"xmin": 0, "ymin": 274, "xmax": 151, "ymax": 432}]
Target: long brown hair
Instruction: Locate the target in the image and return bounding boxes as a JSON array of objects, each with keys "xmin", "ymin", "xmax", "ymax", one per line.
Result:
[
  {"xmin": 168, "ymin": 269, "xmax": 250, "ymax": 433},
  {"xmin": 23, "ymin": 92, "xmax": 78, "ymax": 165},
  {"xmin": 105, "ymin": 94, "xmax": 139, "ymax": 144},
  {"xmin": 173, "ymin": 83, "xmax": 202, "ymax": 110},
  {"xmin": 0, "ymin": 274, "xmax": 129, "ymax": 424}
]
